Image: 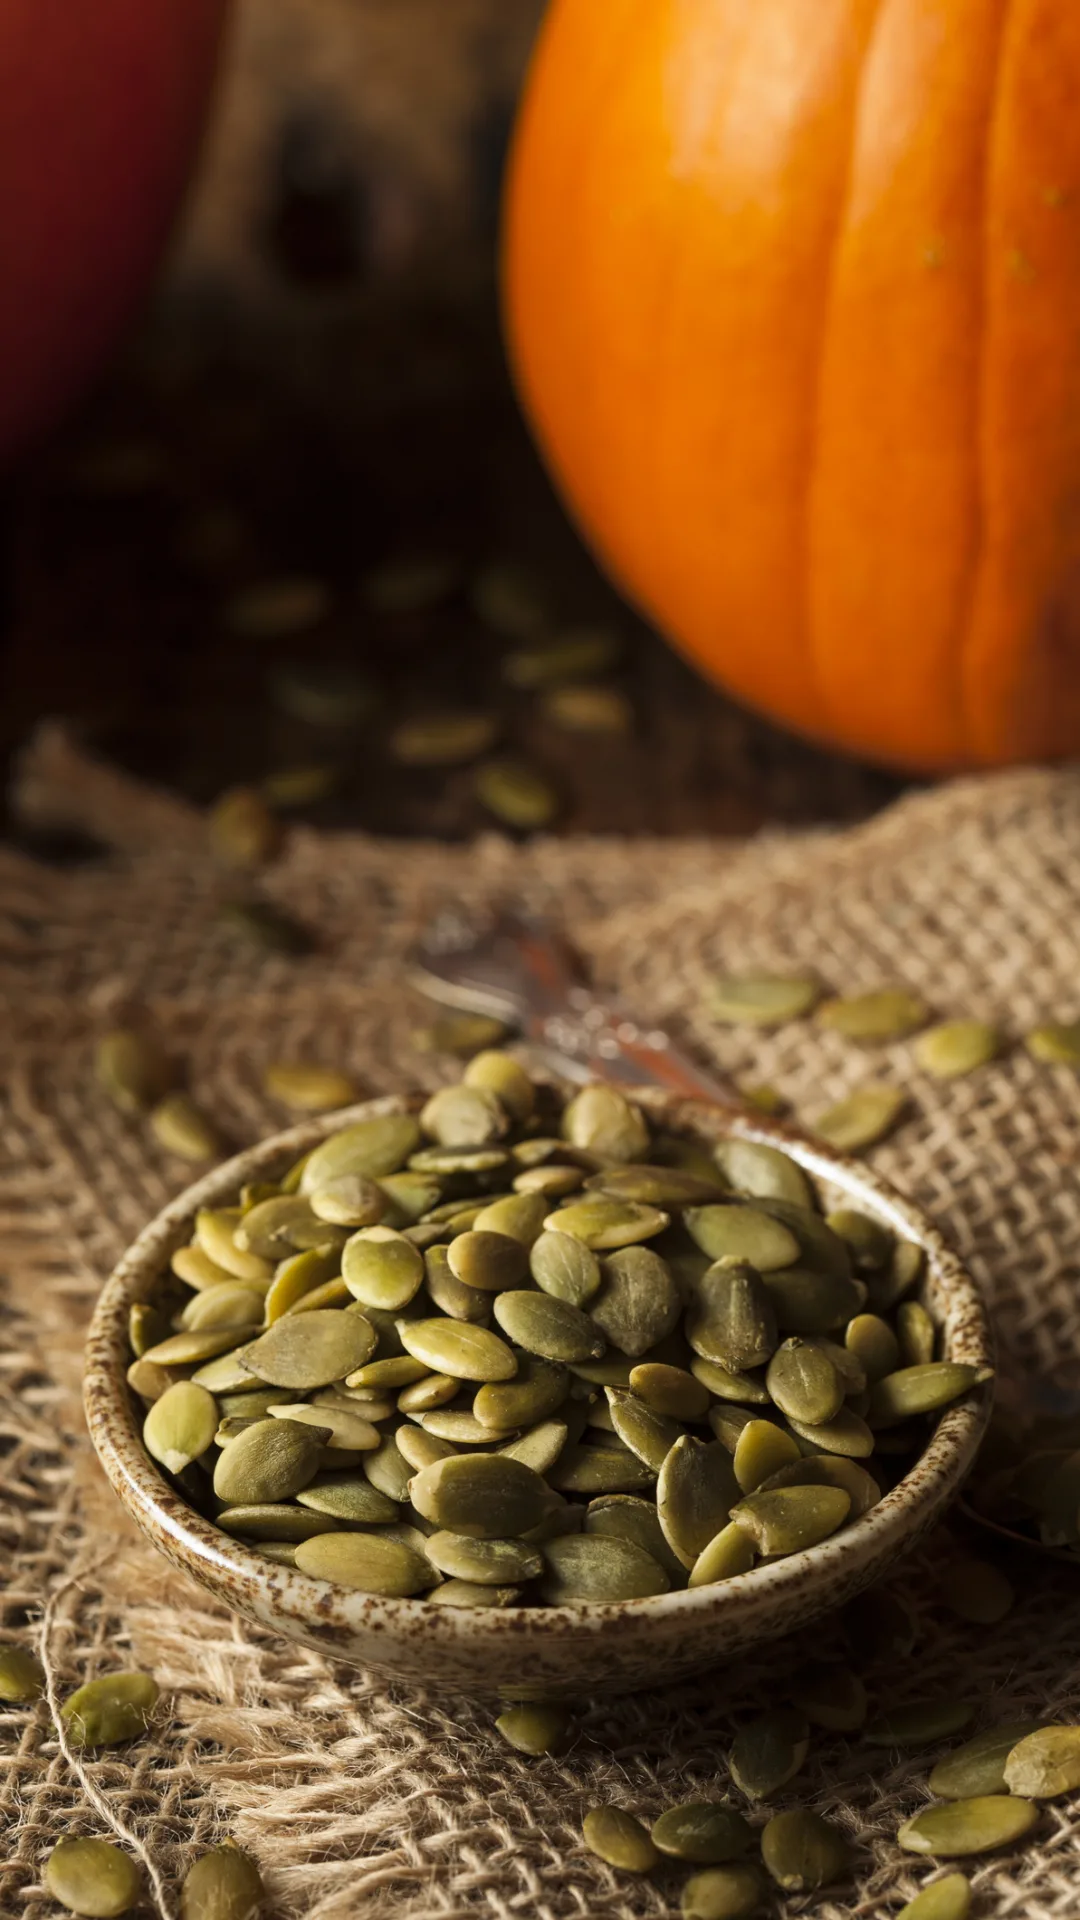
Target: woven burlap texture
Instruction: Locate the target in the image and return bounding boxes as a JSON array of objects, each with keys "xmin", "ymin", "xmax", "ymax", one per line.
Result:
[{"xmin": 4, "ymin": 729, "xmax": 1080, "ymax": 1920}]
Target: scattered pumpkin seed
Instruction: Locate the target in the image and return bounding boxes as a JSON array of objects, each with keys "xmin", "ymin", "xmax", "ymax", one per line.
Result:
[
  {"xmin": 426, "ymin": 1533, "xmax": 544, "ymax": 1584},
  {"xmin": 495, "ymin": 1702, "xmax": 572, "ymax": 1753},
  {"xmin": 0, "ymin": 1645, "xmax": 44, "ymax": 1703},
  {"xmin": 391, "ymin": 711, "xmax": 499, "ymax": 766},
  {"xmin": 681, "ymin": 1862, "xmax": 768, "ymax": 1920},
  {"xmin": 474, "ymin": 1356, "xmax": 568, "ymax": 1430},
  {"xmin": 709, "ymin": 973, "xmax": 821, "ymax": 1027},
  {"xmin": 896, "ymin": 1873, "xmax": 972, "ymax": 1920},
  {"xmin": 180, "ymin": 1843, "xmax": 264, "ymax": 1920},
  {"xmin": 729, "ymin": 1708, "xmax": 809, "ymax": 1799},
  {"xmin": 208, "ymin": 787, "xmax": 282, "ymax": 868},
  {"xmin": 930, "ymin": 1722, "xmax": 1045, "ymax": 1799},
  {"xmin": 542, "ymin": 683, "xmax": 632, "ymax": 732},
  {"xmin": 897, "ymin": 1299, "xmax": 937, "ymax": 1368},
  {"xmin": 761, "ymin": 1809, "xmax": 852, "ymax": 1890},
  {"xmin": 474, "ymin": 756, "xmax": 559, "ymax": 830},
  {"xmin": 914, "ymin": 1020, "xmax": 1000, "ymax": 1079},
  {"xmin": 262, "ymin": 1063, "xmax": 356, "ymax": 1110},
  {"xmin": 96, "ymin": 1029, "xmax": 172, "ymax": 1114},
  {"xmin": 897, "ymin": 1797, "xmax": 1038, "ymax": 1856},
  {"xmin": 1025, "ymin": 1021, "xmax": 1080, "ymax": 1066},
  {"xmin": 61, "ymin": 1672, "xmax": 159, "ymax": 1748},
  {"xmin": 651, "ymin": 1802, "xmax": 754, "ymax": 1865},
  {"xmin": 148, "ymin": 1093, "xmax": 220, "ymax": 1162},
  {"xmin": 582, "ymin": 1806, "xmax": 659, "ymax": 1874},
  {"xmin": 813, "ymin": 1085, "xmax": 909, "ymax": 1153},
  {"xmin": 45, "ymin": 1838, "xmax": 141, "ymax": 1919},
  {"xmin": 1003, "ymin": 1725, "xmax": 1080, "ymax": 1798},
  {"xmin": 818, "ymin": 988, "xmax": 929, "ymax": 1043},
  {"xmin": 413, "ymin": 1012, "xmax": 511, "ymax": 1056},
  {"xmin": 866, "ymin": 1699, "xmax": 975, "ymax": 1747}
]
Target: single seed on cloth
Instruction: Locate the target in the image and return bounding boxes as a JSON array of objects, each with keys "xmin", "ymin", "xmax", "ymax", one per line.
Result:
[
  {"xmin": 657, "ymin": 1436, "xmax": 740, "ymax": 1569},
  {"xmin": 295, "ymin": 1477, "xmax": 399, "ymax": 1524},
  {"xmin": 0, "ymin": 1645, "xmax": 44, "ymax": 1703},
  {"xmin": 865, "ymin": 1699, "xmax": 975, "ymax": 1746},
  {"xmin": 630, "ymin": 1362, "xmax": 710, "ymax": 1421},
  {"xmin": 540, "ymin": 1533, "xmax": 670, "ymax": 1602},
  {"xmin": 818, "ymin": 987, "xmax": 929, "ymax": 1043},
  {"xmin": 495, "ymin": 1703, "xmax": 572, "ymax": 1754},
  {"xmin": 474, "ymin": 1355, "xmax": 568, "ymax": 1429},
  {"xmin": 869, "ymin": 1363, "xmax": 983, "ymax": 1426},
  {"xmin": 390, "ymin": 711, "xmax": 499, "ymax": 766},
  {"xmin": 149, "ymin": 1093, "xmax": 220, "ymax": 1162},
  {"xmin": 1026, "ymin": 1020, "xmax": 1080, "ymax": 1066},
  {"xmin": 474, "ymin": 756, "xmax": 560, "ymax": 829},
  {"xmin": 213, "ymin": 1418, "xmax": 327, "ymax": 1503},
  {"xmin": 940, "ymin": 1555, "xmax": 1015, "ymax": 1625},
  {"xmin": 300, "ymin": 1115, "xmax": 422, "ymax": 1192},
  {"xmin": 563, "ymin": 1083, "xmax": 649, "ymax": 1161},
  {"xmin": 729, "ymin": 1487, "xmax": 851, "ymax": 1555},
  {"xmin": 707, "ymin": 973, "xmax": 821, "ymax": 1027},
  {"xmin": 397, "ymin": 1317, "xmax": 517, "ymax": 1381},
  {"xmin": 688, "ymin": 1523, "xmax": 756, "ymax": 1587},
  {"xmin": 760, "ymin": 1809, "xmax": 853, "ymax": 1891},
  {"xmin": 591, "ymin": 1246, "xmax": 682, "ymax": 1355},
  {"xmin": 530, "ymin": 1230, "xmax": 601, "ymax": 1304},
  {"xmin": 502, "ymin": 624, "xmax": 620, "ymax": 684},
  {"xmin": 294, "ymin": 1531, "xmax": 434, "ymax": 1596},
  {"xmin": 651, "ymin": 1801, "xmax": 754, "ymax": 1865},
  {"xmin": 96, "ymin": 1028, "xmax": 172, "ymax": 1114},
  {"xmin": 686, "ymin": 1261, "xmax": 779, "ymax": 1371},
  {"xmin": 217, "ymin": 1505, "xmax": 339, "ymax": 1542},
  {"xmin": 426, "ymin": 1533, "xmax": 544, "ymax": 1584},
  {"xmin": 813, "ymin": 1085, "xmax": 909, "ymax": 1153},
  {"xmin": 45, "ymin": 1838, "xmax": 141, "ymax": 1919},
  {"xmin": 1004, "ymin": 1725, "xmax": 1080, "ymax": 1798},
  {"xmin": 681, "ymin": 1862, "xmax": 768, "ymax": 1920},
  {"xmin": 494, "ymin": 1290, "xmax": 605, "ymax": 1362},
  {"xmin": 143, "ymin": 1382, "xmax": 218, "ymax": 1475},
  {"xmin": 61, "ymin": 1672, "xmax": 159, "ymax": 1749},
  {"xmin": 261, "ymin": 1063, "xmax": 357, "ymax": 1111},
  {"xmin": 267, "ymin": 1403, "xmax": 379, "ymax": 1451},
  {"xmin": 929, "ymin": 1722, "xmax": 1045, "ymax": 1799},
  {"xmin": 180, "ymin": 1843, "xmax": 264, "ymax": 1920},
  {"xmin": 342, "ymin": 1226, "xmax": 425, "ymax": 1309},
  {"xmin": 766, "ymin": 1338, "xmax": 845, "ymax": 1425},
  {"xmin": 914, "ymin": 1019, "xmax": 1001, "ymax": 1079},
  {"xmin": 729, "ymin": 1708, "xmax": 810, "ymax": 1799},
  {"xmin": 731, "ymin": 1420, "xmax": 800, "ymax": 1494},
  {"xmin": 541, "ymin": 682, "xmax": 633, "ymax": 732},
  {"xmin": 897, "ymin": 1797, "xmax": 1038, "ymax": 1856},
  {"xmin": 240, "ymin": 1310, "xmax": 377, "ymax": 1389},
  {"xmin": 605, "ymin": 1388, "xmax": 683, "ymax": 1470},
  {"xmin": 409, "ymin": 1454, "xmax": 552, "ymax": 1537},
  {"xmin": 788, "ymin": 1661, "xmax": 868, "ymax": 1732},
  {"xmin": 684, "ymin": 1205, "xmax": 799, "ymax": 1271},
  {"xmin": 896, "ymin": 1873, "xmax": 972, "ymax": 1920},
  {"xmin": 582, "ymin": 1806, "xmax": 659, "ymax": 1873}
]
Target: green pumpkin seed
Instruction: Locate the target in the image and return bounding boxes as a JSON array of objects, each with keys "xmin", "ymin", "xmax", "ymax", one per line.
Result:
[
  {"xmin": 582, "ymin": 1806, "xmax": 659, "ymax": 1874},
  {"xmin": 813, "ymin": 1085, "xmax": 908, "ymax": 1153},
  {"xmin": 341, "ymin": 1225, "xmax": 425, "ymax": 1310},
  {"xmin": 397, "ymin": 1316, "xmax": 516, "ymax": 1381},
  {"xmin": 605, "ymin": 1389, "xmax": 683, "ymax": 1470},
  {"xmin": 545, "ymin": 1198, "xmax": 670, "ymax": 1251},
  {"xmin": 687, "ymin": 1523, "xmax": 756, "ymax": 1587},
  {"xmin": 562, "ymin": 1084, "xmax": 650, "ymax": 1162},
  {"xmin": 788, "ymin": 1661, "xmax": 867, "ymax": 1732},
  {"xmin": 929, "ymin": 1722, "xmax": 1045, "ymax": 1799},
  {"xmin": 361, "ymin": 1435, "xmax": 413, "ymax": 1502},
  {"xmin": 0, "ymin": 1645, "xmax": 44, "ymax": 1703},
  {"xmin": 391, "ymin": 711, "xmax": 499, "ymax": 766},
  {"xmin": 240, "ymin": 1309, "xmax": 376, "ymax": 1388},
  {"xmin": 732, "ymin": 1420, "xmax": 801, "ymax": 1494},
  {"xmin": 590, "ymin": 1247, "xmax": 681, "ymax": 1357},
  {"xmin": 140, "ymin": 1328, "xmax": 248, "ymax": 1368},
  {"xmin": 96, "ymin": 1028, "xmax": 172, "ymax": 1114},
  {"xmin": 399, "ymin": 1372, "xmax": 459, "ymax": 1413},
  {"xmin": 284, "ymin": 1276, "xmax": 352, "ymax": 1315},
  {"xmin": 588, "ymin": 1164, "xmax": 725, "ymax": 1206},
  {"xmin": 217, "ymin": 1504, "xmax": 339, "ymax": 1542},
  {"xmin": 825, "ymin": 1208, "xmax": 893, "ymax": 1271},
  {"xmin": 414, "ymin": 1012, "xmax": 511, "ymax": 1057},
  {"xmin": 540, "ymin": 1533, "xmax": 669, "ymax": 1603},
  {"xmin": 150, "ymin": 1093, "xmax": 220, "ymax": 1162},
  {"xmin": 127, "ymin": 1358, "xmax": 177, "ymax": 1403},
  {"xmin": 502, "ymin": 624, "xmax": 620, "ymax": 685},
  {"xmin": 474, "ymin": 1356, "xmax": 568, "ymax": 1429},
  {"xmin": 180, "ymin": 1843, "xmax": 264, "ymax": 1920},
  {"xmin": 629, "ymin": 1362, "xmax": 710, "ymax": 1421},
  {"xmin": 364, "ymin": 551, "xmax": 460, "ymax": 613},
  {"xmin": 896, "ymin": 1873, "xmax": 972, "ymax": 1920},
  {"xmin": 474, "ymin": 756, "xmax": 559, "ymax": 829},
  {"xmin": 172, "ymin": 1244, "xmax": 236, "ymax": 1291},
  {"xmin": 61, "ymin": 1671, "xmax": 159, "ymax": 1748},
  {"xmin": 428, "ymin": 1580, "xmax": 522, "ymax": 1608},
  {"xmin": 293, "ymin": 1477, "xmax": 398, "ymax": 1524},
  {"xmin": 686, "ymin": 1262, "xmax": 779, "ymax": 1372},
  {"xmin": 846, "ymin": 1312, "xmax": 901, "ymax": 1383},
  {"xmin": 729, "ymin": 1486, "xmax": 851, "ymax": 1555},
  {"xmin": 409, "ymin": 1453, "xmax": 551, "ymax": 1537},
  {"xmin": 529, "ymin": 1230, "xmax": 601, "ymax": 1305},
  {"xmin": 708, "ymin": 973, "xmax": 821, "ymax": 1028},
  {"xmin": 584, "ymin": 1494, "xmax": 686, "ymax": 1583},
  {"xmin": 128, "ymin": 1302, "xmax": 169, "ymax": 1357},
  {"xmin": 420, "ymin": 1244, "xmax": 489, "ymax": 1324},
  {"xmin": 940, "ymin": 1555, "xmax": 1015, "ymax": 1625},
  {"xmin": 729, "ymin": 1707, "xmax": 809, "ymax": 1799},
  {"xmin": 766, "ymin": 1339, "xmax": 845, "ymax": 1426},
  {"xmin": 213, "ymin": 1417, "xmax": 326, "ymax": 1503},
  {"xmin": 420, "ymin": 1409, "xmax": 515, "ymax": 1444},
  {"xmin": 300, "ymin": 1115, "xmax": 422, "ymax": 1193},
  {"xmin": 143, "ymin": 1382, "xmax": 219, "ymax": 1475},
  {"xmin": 260, "ymin": 1062, "xmax": 355, "ymax": 1111},
  {"xmin": 208, "ymin": 786, "xmax": 282, "ymax": 867},
  {"xmin": 548, "ymin": 1442, "xmax": 655, "ymax": 1494},
  {"xmin": 349, "ymin": 1355, "xmax": 430, "ymax": 1390},
  {"xmin": 1026, "ymin": 1020, "xmax": 1080, "ymax": 1066},
  {"xmin": 190, "ymin": 1350, "xmax": 263, "ymax": 1393},
  {"xmin": 45, "ymin": 1838, "xmax": 141, "ymax": 1918},
  {"xmin": 690, "ymin": 1357, "xmax": 771, "ymax": 1405},
  {"xmin": 236, "ymin": 1196, "xmax": 343, "ymax": 1259},
  {"xmin": 897, "ymin": 1797, "xmax": 1038, "ymax": 1857},
  {"xmin": 869, "ymin": 1363, "xmax": 982, "ymax": 1427},
  {"xmin": 307, "ymin": 1177, "xmax": 387, "ymax": 1230},
  {"xmin": 396, "ymin": 1426, "xmax": 455, "ymax": 1471},
  {"xmin": 761, "ymin": 1809, "xmax": 852, "ymax": 1890},
  {"xmin": 714, "ymin": 1139, "xmax": 812, "ymax": 1208},
  {"xmin": 866, "ymin": 1699, "xmax": 975, "ymax": 1746},
  {"xmin": 179, "ymin": 1284, "xmax": 264, "ymax": 1332},
  {"xmin": 263, "ymin": 1248, "xmax": 341, "ymax": 1323},
  {"xmin": 495, "ymin": 1702, "xmax": 572, "ymax": 1754},
  {"xmin": 294, "ymin": 1530, "xmax": 433, "ymax": 1596},
  {"xmin": 785, "ymin": 1407, "xmax": 875, "ymax": 1457},
  {"xmin": 461, "ymin": 1050, "xmax": 536, "ymax": 1121},
  {"xmin": 657, "ymin": 1436, "xmax": 739, "ymax": 1569},
  {"xmin": 421, "ymin": 1083, "xmax": 507, "ymax": 1150},
  {"xmin": 514, "ymin": 1163, "xmax": 584, "ymax": 1197},
  {"xmin": 651, "ymin": 1802, "xmax": 754, "ymax": 1865},
  {"xmin": 446, "ymin": 1228, "xmax": 528, "ymax": 1293},
  {"xmin": 897, "ymin": 1299, "xmax": 936, "ymax": 1367},
  {"xmin": 764, "ymin": 1268, "xmax": 864, "ymax": 1335},
  {"xmin": 867, "ymin": 1236, "xmax": 926, "ymax": 1311},
  {"xmin": 499, "ymin": 1420, "xmax": 569, "ymax": 1473},
  {"xmin": 818, "ymin": 987, "xmax": 929, "ymax": 1043},
  {"xmin": 426, "ymin": 1532, "xmax": 543, "ymax": 1584},
  {"xmin": 268, "ymin": 1402, "xmax": 378, "ymax": 1451},
  {"xmin": 1003, "ymin": 1725, "xmax": 1080, "ymax": 1798},
  {"xmin": 684, "ymin": 1205, "xmax": 799, "ymax": 1272},
  {"xmin": 493, "ymin": 1290, "xmax": 605, "ymax": 1363},
  {"xmin": 707, "ymin": 1405, "xmax": 759, "ymax": 1453},
  {"xmin": 681, "ymin": 1862, "xmax": 768, "ymax": 1920},
  {"xmin": 914, "ymin": 1019, "xmax": 1000, "ymax": 1080},
  {"xmin": 195, "ymin": 1210, "xmax": 274, "ymax": 1285},
  {"xmin": 757, "ymin": 1453, "xmax": 881, "ymax": 1516}
]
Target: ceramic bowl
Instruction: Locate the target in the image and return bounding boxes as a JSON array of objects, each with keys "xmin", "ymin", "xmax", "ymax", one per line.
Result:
[{"xmin": 84, "ymin": 1091, "xmax": 992, "ymax": 1700}]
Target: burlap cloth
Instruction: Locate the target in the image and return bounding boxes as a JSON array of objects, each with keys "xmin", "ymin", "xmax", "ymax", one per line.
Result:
[{"xmin": 4, "ymin": 726, "xmax": 1080, "ymax": 1920}]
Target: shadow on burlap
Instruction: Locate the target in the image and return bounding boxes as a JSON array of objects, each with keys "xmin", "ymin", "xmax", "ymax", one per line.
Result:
[{"xmin": 3, "ymin": 727, "xmax": 1080, "ymax": 1920}]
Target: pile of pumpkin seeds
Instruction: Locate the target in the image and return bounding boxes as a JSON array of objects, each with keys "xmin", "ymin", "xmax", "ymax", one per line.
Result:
[{"xmin": 126, "ymin": 1059, "xmax": 988, "ymax": 1608}]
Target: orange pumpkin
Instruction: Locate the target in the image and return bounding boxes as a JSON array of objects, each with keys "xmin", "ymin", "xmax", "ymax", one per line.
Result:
[
  {"xmin": 0, "ymin": 0, "xmax": 228, "ymax": 461},
  {"xmin": 503, "ymin": 0, "xmax": 1080, "ymax": 771}
]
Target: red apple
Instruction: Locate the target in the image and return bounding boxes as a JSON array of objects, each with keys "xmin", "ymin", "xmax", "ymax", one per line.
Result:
[{"xmin": 0, "ymin": 0, "xmax": 229, "ymax": 459}]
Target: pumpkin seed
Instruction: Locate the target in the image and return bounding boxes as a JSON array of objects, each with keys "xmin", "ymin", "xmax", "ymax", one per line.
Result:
[
  {"xmin": 96, "ymin": 1028, "xmax": 172, "ymax": 1114},
  {"xmin": 657, "ymin": 1436, "xmax": 739, "ymax": 1569},
  {"xmin": 190, "ymin": 1350, "xmax": 263, "ymax": 1393},
  {"xmin": 419, "ymin": 1409, "xmax": 514, "ymax": 1444},
  {"xmin": 585, "ymin": 1494, "xmax": 686, "ymax": 1583},
  {"xmin": 1003, "ymin": 1725, "xmax": 1080, "ymax": 1798},
  {"xmin": 150, "ymin": 1093, "xmax": 220, "ymax": 1162},
  {"xmin": 504, "ymin": 624, "xmax": 620, "ymax": 686},
  {"xmin": 421, "ymin": 1083, "xmax": 507, "ymax": 1149},
  {"xmin": 409, "ymin": 1453, "xmax": 551, "ymax": 1537},
  {"xmin": 681, "ymin": 1862, "xmax": 768, "ymax": 1920},
  {"xmin": 563, "ymin": 1084, "xmax": 650, "ymax": 1162},
  {"xmin": 419, "ymin": 1244, "xmax": 489, "ymax": 1324},
  {"xmin": 349, "ymin": 1355, "xmax": 430, "ymax": 1391},
  {"xmin": 582, "ymin": 1806, "xmax": 659, "ymax": 1874},
  {"xmin": 590, "ymin": 1247, "xmax": 681, "ymax": 1356},
  {"xmin": 446, "ymin": 1228, "xmax": 528, "ymax": 1293},
  {"xmin": 714, "ymin": 1139, "xmax": 813, "ymax": 1208},
  {"xmin": 690, "ymin": 1356, "xmax": 772, "ymax": 1404},
  {"xmin": 707, "ymin": 969, "xmax": 823, "ymax": 1028},
  {"xmin": 240, "ymin": 1310, "xmax": 376, "ymax": 1389},
  {"xmin": 869, "ymin": 1363, "xmax": 982, "ymax": 1427},
  {"xmin": 545, "ymin": 1198, "xmax": 669, "ymax": 1251},
  {"xmin": 492, "ymin": 1290, "xmax": 604, "ymax": 1363},
  {"xmin": 143, "ymin": 1382, "xmax": 219, "ymax": 1475},
  {"xmin": 235, "ymin": 1196, "xmax": 336, "ymax": 1259},
  {"xmin": 688, "ymin": 1523, "xmax": 756, "ymax": 1587},
  {"xmin": 293, "ymin": 1477, "xmax": 399, "ymax": 1524},
  {"xmin": 757, "ymin": 1453, "xmax": 880, "ymax": 1516},
  {"xmin": 684, "ymin": 1205, "xmax": 799, "ymax": 1272},
  {"xmin": 897, "ymin": 1797, "xmax": 1038, "ymax": 1856},
  {"xmin": 268, "ymin": 1402, "xmax": 378, "ymax": 1451},
  {"xmin": 729, "ymin": 1708, "xmax": 809, "ymax": 1799},
  {"xmin": 364, "ymin": 550, "xmax": 461, "ymax": 613},
  {"xmin": 914, "ymin": 1019, "xmax": 1001, "ymax": 1080},
  {"xmin": 396, "ymin": 1426, "xmax": 455, "ymax": 1471},
  {"xmin": 300, "ymin": 1115, "xmax": 421, "ymax": 1192},
  {"xmin": 818, "ymin": 988, "xmax": 929, "ymax": 1043},
  {"xmin": 129, "ymin": 1302, "xmax": 169, "ymax": 1357},
  {"xmin": 929, "ymin": 1722, "xmax": 1045, "ymax": 1799},
  {"xmin": 500, "ymin": 1420, "xmax": 569, "ymax": 1474},
  {"xmin": 474, "ymin": 756, "xmax": 559, "ymax": 830},
  {"xmin": 896, "ymin": 1299, "xmax": 936, "ymax": 1368},
  {"xmin": 411, "ymin": 1145, "xmax": 513, "ymax": 1178},
  {"xmin": 45, "ymin": 1838, "xmax": 141, "ymax": 1918},
  {"xmin": 868, "ymin": 1236, "xmax": 926, "ymax": 1311},
  {"xmin": 866, "ymin": 1699, "xmax": 975, "ymax": 1746},
  {"xmin": 785, "ymin": 1407, "xmax": 875, "ymax": 1457},
  {"xmin": 495, "ymin": 1702, "xmax": 572, "ymax": 1753},
  {"xmin": 814, "ymin": 1085, "xmax": 908, "ymax": 1153},
  {"xmin": 730, "ymin": 1486, "xmax": 851, "ymax": 1555},
  {"xmin": 896, "ymin": 1873, "xmax": 972, "ymax": 1920},
  {"xmin": 294, "ymin": 1530, "xmax": 433, "ymax": 1596},
  {"xmin": 761, "ymin": 1809, "xmax": 852, "ymax": 1890},
  {"xmin": 263, "ymin": 1248, "xmax": 340, "ymax": 1323},
  {"xmin": 0, "ymin": 1645, "xmax": 44, "ymax": 1703},
  {"xmin": 474, "ymin": 1356, "xmax": 568, "ymax": 1429},
  {"xmin": 285, "ymin": 1275, "xmax": 352, "ymax": 1315},
  {"xmin": 427, "ymin": 1532, "xmax": 543, "ymax": 1584},
  {"xmin": 651, "ymin": 1802, "xmax": 753, "ymax": 1865},
  {"xmin": 208, "ymin": 787, "xmax": 282, "ymax": 868},
  {"xmin": 548, "ymin": 1441, "xmax": 655, "ymax": 1494},
  {"xmin": 213, "ymin": 1417, "xmax": 326, "ymax": 1503},
  {"xmin": 400, "ymin": 1372, "xmax": 460, "ymax": 1413},
  {"xmin": 261, "ymin": 762, "xmax": 339, "ymax": 810},
  {"xmin": 588, "ymin": 1165, "xmax": 726, "ymax": 1207},
  {"xmin": 217, "ymin": 1505, "xmax": 339, "ymax": 1542},
  {"xmin": 179, "ymin": 1284, "xmax": 264, "ymax": 1333},
  {"xmin": 397, "ymin": 1316, "xmax": 517, "ymax": 1381},
  {"xmin": 766, "ymin": 1340, "xmax": 845, "ymax": 1426},
  {"xmin": 361, "ymin": 1435, "xmax": 413, "ymax": 1502},
  {"xmin": 540, "ymin": 1532, "xmax": 669, "ymax": 1603},
  {"xmin": 172, "ymin": 1244, "xmax": 236, "ymax": 1291},
  {"xmin": 141, "ymin": 1328, "xmax": 247, "ymax": 1368},
  {"xmin": 763, "ymin": 1266, "xmax": 863, "ymax": 1335},
  {"xmin": 605, "ymin": 1389, "xmax": 683, "ymax": 1470},
  {"xmin": 940, "ymin": 1555, "xmax": 1015, "ymax": 1625},
  {"xmin": 846, "ymin": 1312, "xmax": 901, "ymax": 1383},
  {"xmin": 825, "ymin": 1208, "xmax": 893, "ymax": 1272},
  {"xmin": 685, "ymin": 1262, "xmax": 779, "ymax": 1373},
  {"xmin": 472, "ymin": 559, "xmax": 547, "ymax": 636},
  {"xmin": 462, "ymin": 1050, "xmax": 536, "ymax": 1121},
  {"xmin": 127, "ymin": 1357, "xmax": 177, "ymax": 1403},
  {"xmin": 530, "ymin": 1230, "xmax": 601, "ymax": 1305},
  {"xmin": 732, "ymin": 1420, "xmax": 801, "ymax": 1494},
  {"xmin": 341, "ymin": 1226, "xmax": 425, "ymax": 1310},
  {"xmin": 428, "ymin": 1580, "xmax": 522, "ymax": 1608},
  {"xmin": 180, "ymin": 1843, "xmax": 264, "ymax": 1920},
  {"xmin": 263, "ymin": 1063, "xmax": 356, "ymax": 1111},
  {"xmin": 61, "ymin": 1672, "xmax": 158, "ymax": 1748},
  {"xmin": 789, "ymin": 1660, "xmax": 867, "ymax": 1732},
  {"xmin": 514, "ymin": 1163, "xmax": 584, "ymax": 1197},
  {"xmin": 1026, "ymin": 1020, "xmax": 1080, "ymax": 1066},
  {"xmin": 413, "ymin": 1012, "xmax": 511, "ymax": 1056},
  {"xmin": 629, "ymin": 1362, "xmax": 710, "ymax": 1421},
  {"xmin": 391, "ymin": 711, "xmax": 499, "ymax": 766}
]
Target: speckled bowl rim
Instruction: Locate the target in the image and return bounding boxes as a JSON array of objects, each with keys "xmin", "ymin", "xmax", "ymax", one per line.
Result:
[{"xmin": 85, "ymin": 1090, "xmax": 993, "ymax": 1658}]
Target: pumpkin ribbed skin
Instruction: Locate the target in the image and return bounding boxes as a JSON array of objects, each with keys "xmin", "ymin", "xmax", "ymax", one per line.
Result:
[{"xmin": 504, "ymin": 0, "xmax": 1080, "ymax": 770}]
